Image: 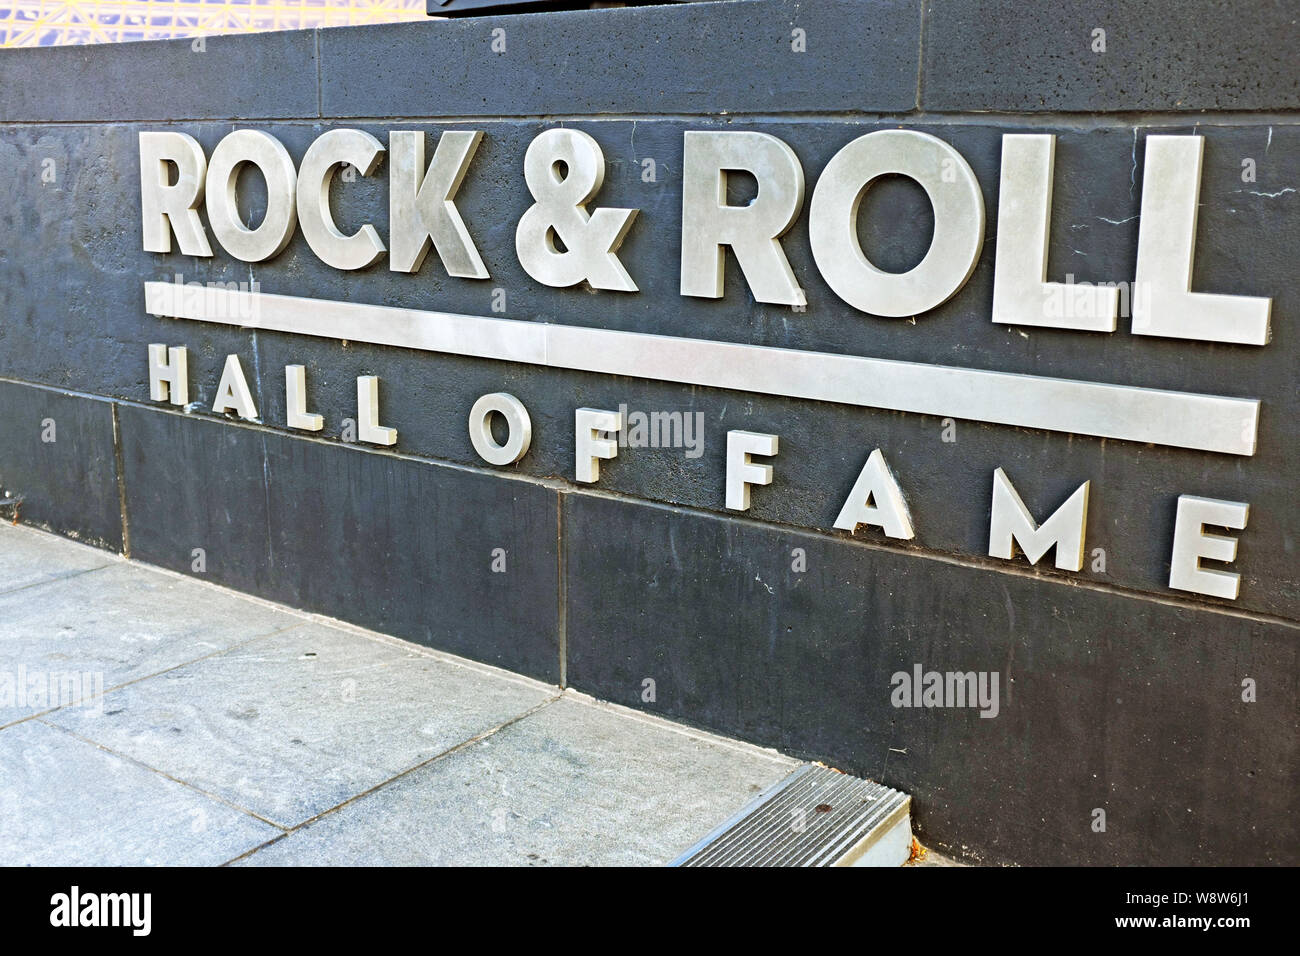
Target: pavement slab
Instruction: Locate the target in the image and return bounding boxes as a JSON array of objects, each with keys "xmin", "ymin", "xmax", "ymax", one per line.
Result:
[
  {"xmin": 235, "ymin": 694, "xmax": 801, "ymax": 867},
  {"xmin": 0, "ymin": 522, "xmax": 114, "ymax": 596},
  {"xmin": 0, "ymin": 544, "xmax": 301, "ymax": 724},
  {"xmin": 49, "ymin": 625, "xmax": 559, "ymax": 828},
  {"xmin": 0, "ymin": 719, "xmax": 280, "ymax": 866}
]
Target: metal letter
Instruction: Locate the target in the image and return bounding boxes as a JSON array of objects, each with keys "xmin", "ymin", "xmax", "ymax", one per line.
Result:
[
  {"xmin": 1133, "ymin": 136, "xmax": 1271, "ymax": 345},
  {"xmin": 285, "ymin": 365, "xmax": 323, "ymax": 432},
  {"xmin": 389, "ymin": 130, "xmax": 489, "ymax": 278},
  {"xmin": 205, "ymin": 130, "xmax": 298, "ymax": 263},
  {"xmin": 575, "ymin": 407, "xmax": 622, "ymax": 483},
  {"xmin": 356, "ymin": 376, "xmax": 396, "ymax": 446},
  {"xmin": 297, "ymin": 129, "xmax": 386, "ymax": 271},
  {"xmin": 212, "ymin": 354, "xmax": 258, "ymax": 420},
  {"xmin": 515, "ymin": 129, "xmax": 639, "ymax": 291},
  {"xmin": 147, "ymin": 344, "xmax": 188, "ymax": 406},
  {"xmin": 1169, "ymin": 495, "xmax": 1249, "ymax": 599},
  {"xmin": 469, "ymin": 393, "xmax": 532, "ymax": 466},
  {"xmin": 988, "ymin": 467, "xmax": 1089, "ymax": 571},
  {"xmin": 810, "ymin": 130, "xmax": 984, "ymax": 317},
  {"xmin": 993, "ymin": 134, "xmax": 1118, "ymax": 332},
  {"xmin": 680, "ymin": 130, "xmax": 806, "ymax": 306},
  {"xmin": 833, "ymin": 448, "xmax": 914, "ymax": 539},
  {"xmin": 726, "ymin": 430, "xmax": 777, "ymax": 511},
  {"xmin": 139, "ymin": 131, "xmax": 212, "ymax": 256}
]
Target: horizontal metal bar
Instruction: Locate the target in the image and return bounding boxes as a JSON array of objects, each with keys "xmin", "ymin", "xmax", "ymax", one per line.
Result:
[{"xmin": 143, "ymin": 282, "xmax": 1260, "ymax": 456}]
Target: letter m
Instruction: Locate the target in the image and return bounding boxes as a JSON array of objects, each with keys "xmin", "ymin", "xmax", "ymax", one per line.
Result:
[
  {"xmin": 101, "ymin": 894, "xmax": 129, "ymax": 926},
  {"xmin": 988, "ymin": 468, "xmax": 1090, "ymax": 571},
  {"xmin": 946, "ymin": 671, "xmax": 978, "ymax": 709}
]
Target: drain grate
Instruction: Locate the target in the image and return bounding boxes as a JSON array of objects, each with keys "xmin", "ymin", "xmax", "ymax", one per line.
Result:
[{"xmin": 672, "ymin": 764, "xmax": 912, "ymax": 867}]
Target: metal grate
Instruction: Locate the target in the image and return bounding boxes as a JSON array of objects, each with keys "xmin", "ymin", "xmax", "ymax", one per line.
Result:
[{"xmin": 673, "ymin": 764, "xmax": 911, "ymax": 867}]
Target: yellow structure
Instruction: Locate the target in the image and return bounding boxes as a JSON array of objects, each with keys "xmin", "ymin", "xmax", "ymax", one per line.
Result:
[{"xmin": 1, "ymin": 0, "xmax": 427, "ymax": 47}]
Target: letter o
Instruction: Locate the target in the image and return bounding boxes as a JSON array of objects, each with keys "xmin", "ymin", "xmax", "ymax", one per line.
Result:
[
  {"xmin": 469, "ymin": 393, "xmax": 532, "ymax": 466},
  {"xmin": 205, "ymin": 129, "xmax": 298, "ymax": 263},
  {"xmin": 809, "ymin": 129, "xmax": 985, "ymax": 317}
]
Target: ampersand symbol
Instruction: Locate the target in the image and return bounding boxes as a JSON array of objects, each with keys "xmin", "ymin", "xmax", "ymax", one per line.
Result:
[{"xmin": 515, "ymin": 129, "xmax": 639, "ymax": 291}]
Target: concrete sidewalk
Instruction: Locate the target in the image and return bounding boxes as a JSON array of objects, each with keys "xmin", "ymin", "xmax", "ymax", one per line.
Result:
[{"xmin": 0, "ymin": 522, "xmax": 806, "ymax": 866}]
